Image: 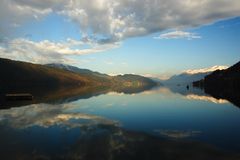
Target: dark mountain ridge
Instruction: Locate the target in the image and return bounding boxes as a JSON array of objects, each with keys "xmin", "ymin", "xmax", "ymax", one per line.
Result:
[
  {"xmin": 193, "ymin": 61, "xmax": 240, "ymax": 107},
  {"xmin": 46, "ymin": 63, "xmax": 112, "ymax": 84},
  {"xmin": 46, "ymin": 63, "xmax": 157, "ymax": 91},
  {"xmin": 0, "ymin": 58, "xmax": 92, "ymax": 90},
  {"xmin": 0, "ymin": 58, "xmax": 156, "ymax": 89},
  {"xmin": 0, "ymin": 58, "xmax": 157, "ymax": 107}
]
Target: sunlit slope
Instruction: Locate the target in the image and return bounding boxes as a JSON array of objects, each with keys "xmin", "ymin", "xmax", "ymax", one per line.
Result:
[
  {"xmin": 47, "ymin": 64, "xmax": 157, "ymax": 90},
  {"xmin": 0, "ymin": 58, "xmax": 157, "ymax": 94},
  {"xmin": 0, "ymin": 58, "xmax": 95, "ymax": 90}
]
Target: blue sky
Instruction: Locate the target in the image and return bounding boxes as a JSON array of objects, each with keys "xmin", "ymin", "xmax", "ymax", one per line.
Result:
[{"xmin": 0, "ymin": 0, "xmax": 240, "ymax": 78}]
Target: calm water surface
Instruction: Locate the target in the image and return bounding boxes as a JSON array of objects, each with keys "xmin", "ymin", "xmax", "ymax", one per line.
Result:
[{"xmin": 1, "ymin": 86, "xmax": 240, "ymax": 159}]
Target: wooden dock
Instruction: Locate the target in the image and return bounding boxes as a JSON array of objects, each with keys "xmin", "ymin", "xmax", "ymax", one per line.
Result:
[{"xmin": 5, "ymin": 93, "xmax": 33, "ymax": 101}]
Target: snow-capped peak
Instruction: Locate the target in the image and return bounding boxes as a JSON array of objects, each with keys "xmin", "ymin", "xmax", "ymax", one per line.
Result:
[{"xmin": 183, "ymin": 65, "xmax": 228, "ymax": 74}]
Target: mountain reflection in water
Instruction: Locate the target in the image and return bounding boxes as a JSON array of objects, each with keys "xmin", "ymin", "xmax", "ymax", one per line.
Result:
[{"xmin": 0, "ymin": 86, "xmax": 240, "ymax": 159}]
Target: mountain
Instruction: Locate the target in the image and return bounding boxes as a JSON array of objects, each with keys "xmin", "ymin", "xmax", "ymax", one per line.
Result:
[
  {"xmin": 164, "ymin": 72, "xmax": 210, "ymax": 85},
  {"xmin": 163, "ymin": 65, "xmax": 228, "ymax": 85},
  {"xmin": 46, "ymin": 63, "xmax": 112, "ymax": 84},
  {"xmin": 0, "ymin": 58, "xmax": 156, "ymax": 96},
  {"xmin": 46, "ymin": 63, "xmax": 109, "ymax": 79},
  {"xmin": 47, "ymin": 63, "xmax": 157, "ymax": 92},
  {"xmin": 110, "ymin": 74, "xmax": 157, "ymax": 93},
  {"xmin": 0, "ymin": 58, "xmax": 94, "ymax": 91},
  {"xmin": 193, "ymin": 61, "xmax": 240, "ymax": 107},
  {"xmin": 184, "ymin": 65, "xmax": 228, "ymax": 74},
  {"xmin": 204, "ymin": 61, "xmax": 240, "ymax": 90}
]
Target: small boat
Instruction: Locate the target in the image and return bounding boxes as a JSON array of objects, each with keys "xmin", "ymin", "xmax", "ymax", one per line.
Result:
[{"xmin": 5, "ymin": 93, "xmax": 33, "ymax": 101}]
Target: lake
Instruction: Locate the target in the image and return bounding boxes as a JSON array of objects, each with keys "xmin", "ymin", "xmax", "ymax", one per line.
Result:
[{"xmin": 0, "ymin": 85, "xmax": 240, "ymax": 159}]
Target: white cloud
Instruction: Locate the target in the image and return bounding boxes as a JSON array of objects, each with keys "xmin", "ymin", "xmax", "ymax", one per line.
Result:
[
  {"xmin": 155, "ymin": 129, "xmax": 201, "ymax": 139},
  {"xmin": 143, "ymin": 73, "xmax": 171, "ymax": 80},
  {"xmin": 1, "ymin": 0, "xmax": 240, "ymax": 42},
  {"xmin": 154, "ymin": 30, "xmax": 201, "ymax": 40},
  {"xmin": 0, "ymin": 0, "xmax": 54, "ymax": 37},
  {"xmin": 0, "ymin": 0, "xmax": 240, "ymax": 63},
  {"xmin": 108, "ymin": 73, "xmax": 124, "ymax": 76},
  {"xmin": 184, "ymin": 65, "xmax": 229, "ymax": 74},
  {"xmin": 58, "ymin": 0, "xmax": 240, "ymax": 43},
  {"xmin": 0, "ymin": 38, "xmax": 119, "ymax": 64},
  {"xmin": 0, "ymin": 103, "xmax": 119, "ymax": 129}
]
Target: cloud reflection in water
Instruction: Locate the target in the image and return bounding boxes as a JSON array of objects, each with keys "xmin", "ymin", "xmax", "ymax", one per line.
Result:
[
  {"xmin": 185, "ymin": 94, "xmax": 229, "ymax": 104},
  {"xmin": 155, "ymin": 129, "xmax": 202, "ymax": 139},
  {"xmin": 0, "ymin": 103, "xmax": 119, "ymax": 129}
]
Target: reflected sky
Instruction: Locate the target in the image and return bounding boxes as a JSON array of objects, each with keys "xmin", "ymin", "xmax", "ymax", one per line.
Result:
[
  {"xmin": 65, "ymin": 86, "xmax": 240, "ymax": 151},
  {"xmin": 0, "ymin": 86, "xmax": 240, "ymax": 157},
  {"xmin": 154, "ymin": 129, "xmax": 202, "ymax": 139},
  {"xmin": 185, "ymin": 94, "xmax": 229, "ymax": 104},
  {"xmin": 0, "ymin": 103, "xmax": 119, "ymax": 129}
]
